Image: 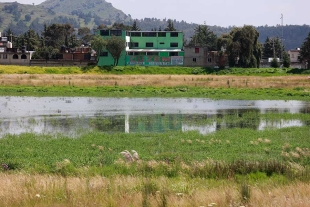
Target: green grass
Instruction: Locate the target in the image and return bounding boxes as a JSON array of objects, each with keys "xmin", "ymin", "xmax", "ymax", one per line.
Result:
[
  {"xmin": 1, "ymin": 127, "xmax": 309, "ymax": 178},
  {"xmin": 1, "ymin": 85, "xmax": 310, "ymax": 100},
  {"xmin": 1, "ymin": 65, "xmax": 310, "ymax": 75}
]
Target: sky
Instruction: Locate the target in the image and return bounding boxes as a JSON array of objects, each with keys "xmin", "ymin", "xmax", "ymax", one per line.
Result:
[{"xmin": 0, "ymin": 0, "xmax": 309, "ymax": 27}]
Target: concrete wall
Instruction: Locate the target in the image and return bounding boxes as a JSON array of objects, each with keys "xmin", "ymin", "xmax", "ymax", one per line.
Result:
[
  {"xmin": 183, "ymin": 47, "xmax": 207, "ymax": 67},
  {"xmin": 0, "ymin": 52, "xmax": 31, "ymax": 65}
]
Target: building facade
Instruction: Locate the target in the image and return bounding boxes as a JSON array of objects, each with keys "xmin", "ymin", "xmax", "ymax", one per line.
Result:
[
  {"xmin": 0, "ymin": 34, "xmax": 32, "ymax": 65},
  {"xmin": 98, "ymin": 30, "xmax": 184, "ymax": 66},
  {"xmin": 184, "ymin": 46, "xmax": 228, "ymax": 68},
  {"xmin": 287, "ymin": 48, "xmax": 305, "ymax": 68}
]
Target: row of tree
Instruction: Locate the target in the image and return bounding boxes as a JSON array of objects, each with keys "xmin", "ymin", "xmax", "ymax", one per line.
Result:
[{"xmin": 3, "ymin": 20, "xmax": 310, "ymax": 68}]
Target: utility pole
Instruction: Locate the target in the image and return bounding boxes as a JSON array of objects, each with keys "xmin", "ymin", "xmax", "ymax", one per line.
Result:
[
  {"xmin": 280, "ymin": 14, "xmax": 284, "ymax": 61},
  {"xmin": 281, "ymin": 14, "xmax": 283, "ymax": 42}
]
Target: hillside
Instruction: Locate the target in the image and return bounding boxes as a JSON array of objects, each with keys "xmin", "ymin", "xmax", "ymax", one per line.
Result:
[
  {"xmin": 0, "ymin": 0, "xmax": 130, "ymax": 35},
  {"xmin": 0, "ymin": 0, "xmax": 310, "ymax": 50},
  {"xmin": 39, "ymin": 0, "xmax": 130, "ymax": 25}
]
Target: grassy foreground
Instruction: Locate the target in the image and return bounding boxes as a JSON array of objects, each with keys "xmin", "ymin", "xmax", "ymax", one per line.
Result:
[
  {"xmin": 1, "ymin": 127, "xmax": 310, "ymax": 206},
  {"xmin": 1, "ymin": 65, "xmax": 310, "ymax": 206}
]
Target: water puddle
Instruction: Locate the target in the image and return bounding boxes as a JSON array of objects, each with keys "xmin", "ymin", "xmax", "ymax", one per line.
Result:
[{"xmin": 1, "ymin": 97, "xmax": 310, "ymax": 137}]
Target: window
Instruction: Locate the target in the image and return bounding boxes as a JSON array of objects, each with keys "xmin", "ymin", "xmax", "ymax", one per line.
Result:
[
  {"xmin": 193, "ymin": 58, "xmax": 197, "ymax": 62},
  {"xmin": 100, "ymin": 52, "xmax": 108, "ymax": 57},
  {"xmin": 170, "ymin": 42, "xmax": 178, "ymax": 47},
  {"xmin": 0, "ymin": 54, "xmax": 1, "ymax": 59},
  {"xmin": 158, "ymin": 32, "xmax": 166, "ymax": 37},
  {"xmin": 195, "ymin": 48, "xmax": 200, "ymax": 53},
  {"xmin": 159, "ymin": 42, "xmax": 164, "ymax": 45},
  {"xmin": 127, "ymin": 52, "xmax": 134, "ymax": 55},
  {"xmin": 130, "ymin": 42, "xmax": 139, "ymax": 47},
  {"xmin": 110, "ymin": 30, "xmax": 122, "ymax": 36},
  {"xmin": 147, "ymin": 52, "xmax": 159, "ymax": 56},
  {"xmin": 3, "ymin": 54, "xmax": 7, "ymax": 59},
  {"xmin": 13, "ymin": 54, "xmax": 19, "ymax": 59},
  {"xmin": 130, "ymin": 32, "xmax": 141, "ymax": 37},
  {"xmin": 146, "ymin": 42, "xmax": 153, "ymax": 47},
  {"xmin": 21, "ymin": 54, "xmax": 27, "ymax": 59},
  {"xmin": 100, "ymin": 30, "xmax": 109, "ymax": 36},
  {"xmin": 170, "ymin": 32, "xmax": 179, "ymax": 37},
  {"xmin": 208, "ymin": 58, "xmax": 212, "ymax": 62},
  {"xmin": 169, "ymin": 52, "xmax": 178, "ymax": 56},
  {"xmin": 135, "ymin": 52, "xmax": 146, "ymax": 56},
  {"xmin": 142, "ymin": 32, "xmax": 157, "ymax": 37}
]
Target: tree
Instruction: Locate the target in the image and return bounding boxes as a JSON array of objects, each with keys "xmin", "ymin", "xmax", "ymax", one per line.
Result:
[
  {"xmin": 164, "ymin": 19, "xmax": 176, "ymax": 31},
  {"xmin": 300, "ymin": 32, "xmax": 310, "ymax": 69},
  {"xmin": 111, "ymin": 22, "xmax": 131, "ymax": 30},
  {"xmin": 42, "ymin": 23, "xmax": 74, "ymax": 49},
  {"xmin": 270, "ymin": 58, "xmax": 280, "ymax": 68},
  {"xmin": 188, "ymin": 25, "xmax": 217, "ymax": 50},
  {"xmin": 32, "ymin": 46, "xmax": 59, "ymax": 60},
  {"xmin": 262, "ymin": 37, "xmax": 285, "ymax": 59},
  {"xmin": 282, "ymin": 52, "xmax": 291, "ymax": 68},
  {"xmin": 131, "ymin": 20, "xmax": 140, "ymax": 31},
  {"xmin": 78, "ymin": 27, "xmax": 92, "ymax": 45},
  {"xmin": 16, "ymin": 29, "xmax": 40, "ymax": 51},
  {"xmin": 90, "ymin": 34, "xmax": 106, "ymax": 62},
  {"xmin": 25, "ymin": 14, "xmax": 31, "ymax": 22},
  {"xmin": 223, "ymin": 25, "xmax": 262, "ymax": 68},
  {"xmin": 105, "ymin": 36, "xmax": 125, "ymax": 66}
]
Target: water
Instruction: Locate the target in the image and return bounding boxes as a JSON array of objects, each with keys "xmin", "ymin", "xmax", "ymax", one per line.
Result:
[{"xmin": 1, "ymin": 96, "xmax": 310, "ymax": 137}]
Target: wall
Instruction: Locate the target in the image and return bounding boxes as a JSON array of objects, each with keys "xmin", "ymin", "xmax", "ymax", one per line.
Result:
[
  {"xmin": 0, "ymin": 52, "xmax": 31, "ymax": 65},
  {"xmin": 183, "ymin": 47, "xmax": 208, "ymax": 67}
]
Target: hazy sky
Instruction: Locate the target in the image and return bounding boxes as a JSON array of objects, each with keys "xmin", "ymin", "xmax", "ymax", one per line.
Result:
[{"xmin": 0, "ymin": 0, "xmax": 309, "ymax": 27}]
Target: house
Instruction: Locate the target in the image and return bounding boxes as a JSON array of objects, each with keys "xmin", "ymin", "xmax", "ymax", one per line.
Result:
[
  {"xmin": 183, "ymin": 47, "xmax": 208, "ymax": 67},
  {"xmin": 98, "ymin": 30, "xmax": 184, "ymax": 66},
  {"xmin": 288, "ymin": 48, "xmax": 305, "ymax": 68},
  {"xmin": 184, "ymin": 46, "xmax": 228, "ymax": 68},
  {"xmin": 0, "ymin": 33, "xmax": 32, "ymax": 65}
]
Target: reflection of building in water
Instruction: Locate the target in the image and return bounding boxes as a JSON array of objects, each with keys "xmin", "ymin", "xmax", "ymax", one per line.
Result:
[
  {"xmin": 127, "ymin": 114, "xmax": 182, "ymax": 133},
  {"xmin": 0, "ymin": 112, "xmax": 308, "ymax": 137},
  {"xmin": 258, "ymin": 119, "xmax": 304, "ymax": 131}
]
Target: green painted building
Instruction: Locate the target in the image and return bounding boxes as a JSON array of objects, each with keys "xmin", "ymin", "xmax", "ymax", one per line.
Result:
[{"xmin": 98, "ymin": 29, "xmax": 184, "ymax": 66}]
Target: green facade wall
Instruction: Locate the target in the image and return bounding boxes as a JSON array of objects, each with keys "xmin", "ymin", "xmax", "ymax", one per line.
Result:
[
  {"xmin": 97, "ymin": 30, "xmax": 184, "ymax": 66},
  {"xmin": 129, "ymin": 32, "xmax": 183, "ymax": 50},
  {"xmin": 97, "ymin": 30, "xmax": 126, "ymax": 66}
]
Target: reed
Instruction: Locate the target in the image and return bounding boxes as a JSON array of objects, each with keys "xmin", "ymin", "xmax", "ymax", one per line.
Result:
[{"xmin": 0, "ymin": 173, "xmax": 310, "ymax": 207}]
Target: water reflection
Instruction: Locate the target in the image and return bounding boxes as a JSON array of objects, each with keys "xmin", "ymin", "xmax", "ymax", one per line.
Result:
[{"xmin": 1, "ymin": 97, "xmax": 310, "ymax": 137}]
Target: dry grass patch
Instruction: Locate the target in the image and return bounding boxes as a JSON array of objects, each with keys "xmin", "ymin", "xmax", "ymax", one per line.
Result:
[
  {"xmin": 1, "ymin": 74, "xmax": 310, "ymax": 88},
  {"xmin": 1, "ymin": 173, "xmax": 310, "ymax": 206}
]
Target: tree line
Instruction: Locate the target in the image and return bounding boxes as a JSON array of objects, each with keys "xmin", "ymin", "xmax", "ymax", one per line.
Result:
[{"xmin": 3, "ymin": 20, "xmax": 310, "ymax": 68}]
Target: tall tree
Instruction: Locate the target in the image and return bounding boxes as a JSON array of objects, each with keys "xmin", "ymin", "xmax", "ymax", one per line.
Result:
[
  {"xmin": 131, "ymin": 20, "xmax": 140, "ymax": 31},
  {"xmin": 42, "ymin": 23, "xmax": 74, "ymax": 48},
  {"xmin": 262, "ymin": 37, "xmax": 285, "ymax": 58},
  {"xmin": 188, "ymin": 25, "xmax": 217, "ymax": 50},
  {"xmin": 224, "ymin": 25, "xmax": 262, "ymax": 68},
  {"xmin": 78, "ymin": 27, "xmax": 92, "ymax": 45},
  {"xmin": 90, "ymin": 34, "xmax": 106, "ymax": 62},
  {"xmin": 164, "ymin": 19, "xmax": 176, "ymax": 31},
  {"xmin": 105, "ymin": 36, "xmax": 125, "ymax": 66},
  {"xmin": 282, "ymin": 51, "xmax": 291, "ymax": 68},
  {"xmin": 300, "ymin": 32, "xmax": 310, "ymax": 69}
]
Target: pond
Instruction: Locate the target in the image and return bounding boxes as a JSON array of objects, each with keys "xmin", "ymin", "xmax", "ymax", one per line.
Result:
[{"xmin": 1, "ymin": 96, "xmax": 310, "ymax": 137}]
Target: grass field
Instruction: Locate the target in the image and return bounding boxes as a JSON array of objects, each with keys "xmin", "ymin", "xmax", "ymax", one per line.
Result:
[{"xmin": 1, "ymin": 65, "xmax": 310, "ymax": 206}]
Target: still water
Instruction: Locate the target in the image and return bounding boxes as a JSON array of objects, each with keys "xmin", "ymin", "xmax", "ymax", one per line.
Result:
[{"xmin": 1, "ymin": 96, "xmax": 310, "ymax": 137}]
